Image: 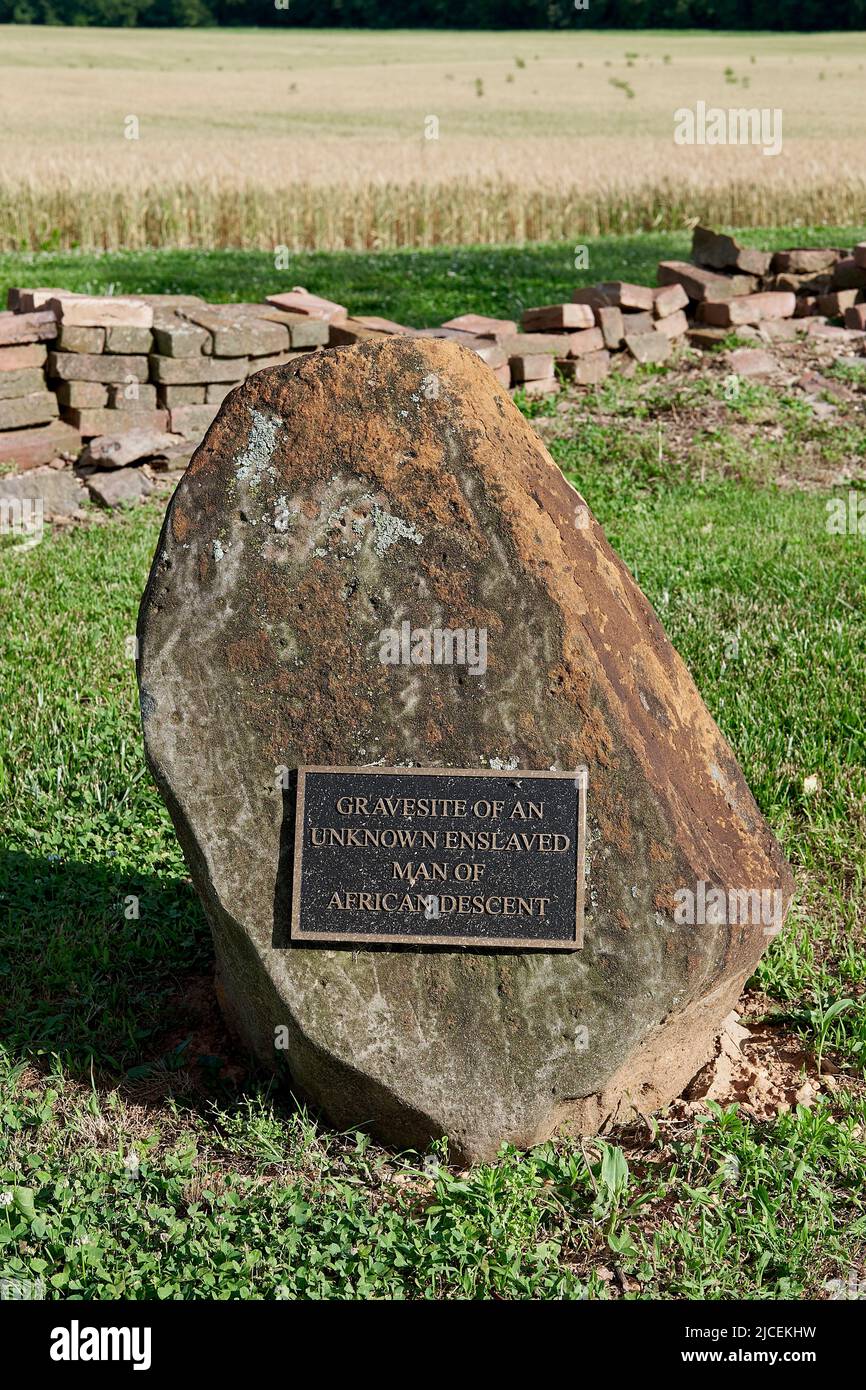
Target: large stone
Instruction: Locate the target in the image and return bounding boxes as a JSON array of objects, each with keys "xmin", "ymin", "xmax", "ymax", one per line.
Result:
[{"xmin": 137, "ymin": 338, "xmax": 792, "ymax": 1163}]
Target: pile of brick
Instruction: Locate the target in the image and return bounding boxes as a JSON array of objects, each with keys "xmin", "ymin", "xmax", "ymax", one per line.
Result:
[
  {"xmin": 0, "ymin": 286, "xmax": 343, "ymax": 503},
  {"xmin": 662, "ymin": 227, "xmax": 866, "ymax": 347},
  {"xmin": 1, "ymin": 230, "xmax": 864, "ymax": 514},
  {"xmin": 0, "ymin": 303, "xmax": 79, "ymax": 469}
]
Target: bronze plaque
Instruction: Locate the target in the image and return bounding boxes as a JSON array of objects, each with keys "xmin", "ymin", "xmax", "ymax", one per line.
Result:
[{"xmin": 290, "ymin": 766, "xmax": 586, "ymax": 949}]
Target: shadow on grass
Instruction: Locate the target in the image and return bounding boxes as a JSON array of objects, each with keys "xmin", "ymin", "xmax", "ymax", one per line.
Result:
[{"xmin": 0, "ymin": 847, "xmax": 275, "ymax": 1110}]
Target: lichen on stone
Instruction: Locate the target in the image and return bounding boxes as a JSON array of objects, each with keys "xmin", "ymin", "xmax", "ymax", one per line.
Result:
[
  {"xmin": 235, "ymin": 409, "xmax": 280, "ymax": 487},
  {"xmin": 369, "ymin": 502, "xmax": 424, "ymax": 556}
]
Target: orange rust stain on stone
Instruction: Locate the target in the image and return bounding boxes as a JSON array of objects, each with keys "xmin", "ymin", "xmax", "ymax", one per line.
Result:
[
  {"xmin": 650, "ymin": 842, "xmax": 673, "ymax": 863},
  {"xmin": 172, "ymin": 508, "xmax": 190, "ymax": 544}
]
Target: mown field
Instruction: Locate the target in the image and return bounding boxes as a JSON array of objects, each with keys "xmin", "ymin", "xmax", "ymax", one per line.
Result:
[
  {"xmin": 1, "ymin": 232, "xmax": 865, "ymax": 1299},
  {"xmin": 1, "ymin": 26, "xmax": 865, "ymax": 251}
]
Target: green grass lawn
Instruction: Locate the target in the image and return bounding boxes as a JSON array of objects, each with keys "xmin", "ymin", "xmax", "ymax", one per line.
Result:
[
  {"xmin": 2, "ymin": 225, "xmax": 864, "ymax": 330},
  {"xmin": 1, "ymin": 235, "xmax": 865, "ymax": 1300}
]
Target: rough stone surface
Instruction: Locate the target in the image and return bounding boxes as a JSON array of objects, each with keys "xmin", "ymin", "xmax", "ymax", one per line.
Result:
[
  {"xmin": 86, "ymin": 466, "xmax": 153, "ymax": 508},
  {"xmin": 0, "ymin": 464, "xmax": 86, "ymax": 518},
  {"xmin": 78, "ymin": 429, "xmax": 181, "ymax": 469},
  {"xmin": 137, "ymin": 338, "xmax": 793, "ymax": 1162}
]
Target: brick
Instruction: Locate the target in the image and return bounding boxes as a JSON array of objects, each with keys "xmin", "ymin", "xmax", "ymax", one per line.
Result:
[
  {"xmin": 697, "ymin": 292, "xmax": 796, "ymax": 327},
  {"xmin": 0, "ymin": 310, "xmax": 57, "ymax": 347},
  {"xmin": 152, "ymin": 314, "xmax": 212, "ymax": 358},
  {"xmin": 352, "ymin": 316, "xmax": 414, "ymax": 335},
  {"xmin": 439, "ymin": 314, "xmax": 517, "ymax": 339},
  {"xmin": 57, "ymin": 381, "xmax": 109, "ymax": 408},
  {"xmin": 653, "ymin": 283, "xmax": 689, "ymax": 318},
  {"xmin": 806, "ymin": 321, "xmax": 864, "ymax": 341},
  {"xmin": 157, "ymin": 385, "xmax": 206, "ymax": 407},
  {"xmin": 169, "ymin": 403, "xmax": 220, "ymax": 437},
  {"xmin": 63, "ymin": 407, "xmax": 169, "ymax": 438},
  {"xmin": 657, "ymin": 261, "xmax": 757, "ymax": 302},
  {"xmin": 244, "ymin": 352, "xmax": 309, "ymax": 374},
  {"xmin": 760, "ymin": 318, "xmax": 820, "ymax": 342},
  {"xmin": 178, "ymin": 307, "xmax": 288, "ymax": 358},
  {"xmin": 521, "ymin": 303, "xmax": 595, "ymax": 332},
  {"xmin": 57, "ymin": 325, "xmax": 105, "ymax": 354},
  {"xmin": 691, "ymin": 226, "xmax": 772, "ymax": 277},
  {"xmin": 508, "ymin": 354, "xmax": 555, "ymax": 383},
  {"xmin": 686, "ymin": 326, "xmax": 730, "ymax": 349},
  {"xmin": 281, "ymin": 316, "xmax": 329, "ymax": 349},
  {"xmin": 105, "ymin": 325, "xmax": 154, "ymax": 355},
  {"xmin": 0, "ymin": 343, "xmax": 47, "ymax": 372},
  {"xmin": 491, "ymin": 363, "xmax": 511, "ymax": 388},
  {"xmin": 108, "ymin": 383, "xmax": 158, "ymax": 410},
  {"xmin": 470, "ymin": 341, "xmax": 507, "ymax": 369},
  {"xmin": 766, "ymin": 272, "xmax": 832, "ymax": 295},
  {"xmin": 0, "ymin": 420, "xmax": 80, "ymax": 470},
  {"xmin": 501, "ymin": 329, "xmax": 603, "ymax": 358},
  {"xmin": 264, "ymin": 288, "xmax": 347, "ymax": 322},
  {"xmin": 832, "ymin": 258, "xmax": 866, "ymax": 291},
  {"xmin": 86, "ymin": 468, "xmax": 153, "ymax": 508},
  {"xmin": 566, "ymin": 326, "xmax": 605, "ymax": 357},
  {"xmin": 654, "ymin": 309, "xmax": 689, "ymax": 340},
  {"xmin": 596, "ymin": 305, "xmax": 624, "ymax": 349},
  {"xmin": 597, "ymin": 281, "xmax": 655, "ymax": 312},
  {"xmin": 793, "ymin": 297, "xmax": 820, "ymax": 318},
  {"xmin": 557, "ymin": 350, "xmax": 611, "ymax": 385},
  {"xmin": 7, "ymin": 286, "xmax": 70, "ymax": 312},
  {"xmin": 726, "ymin": 347, "xmax": 778, "ymax": 377},
  {"xmin": 48, "ymin": 352, "xmax": 149, "ymax": 384},
  {"xmin": 149, "ymin": 355, "xmax": 248, "ymax": 385},
  {"xmin": 844, "ymin": 304, "xmax": 866, "ymax": 331},
  {"xmin": 329, "ymin": 318, "xmax": 398, "ymax": 347},
  {"xmin": 79, "ymin": 430, "xmax": 179, "ymax": 469},
  {"xmin": 855, "ymin": 243, "xmax": 866, "ymax": 270},
  {"xmin": 771, "ymin": 248, "xmax": 844, "ymax": 274},
  {"xmin": 206, "ymin": 383, "xmax": 239, "ymax": 405},
  {"xmin": 816, "ymin": 290, "xmax": 861, "ymax": 317},
  {"xmin": 571, "ymin": 287, "xmax": 612, "ymax": 312},
  {"xmin": 619, "ymin": 310, "xmax": 654, "ymax": 335},
  {"xmin": 624, "ymin": 332, "xmax": 671, "ymax": 364},
  {"xmin": 0, "ymin": 392, "xmax": 59, "ymax": 430},
  {"xmin": 514, "ymin": 377, "xmax": 560, "ymax": 399},
  {"xmin": 0, "ymin": 368, "xmax": 45, "ymax": 400},
  {"xmin": 48, "ymin": 295, "xmax": 153, "ymax": 329}
]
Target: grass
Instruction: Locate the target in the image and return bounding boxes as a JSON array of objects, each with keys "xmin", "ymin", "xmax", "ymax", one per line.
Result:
[
  {"xmin": 2, "ymin": 225, "xmax": 865, "ymax": 329},
  {"xmin": 1, "ymin": 27, "xmax": 865, "ymax": 250},
  {"xmin": 1, "ymin": 238, "xmax": 865, "ymax": 1299}
]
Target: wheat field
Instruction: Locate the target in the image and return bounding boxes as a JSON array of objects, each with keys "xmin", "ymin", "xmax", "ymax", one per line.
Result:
[{"xmin": 2, "ymin": 25, "xmax": 865, "ymax": 250}]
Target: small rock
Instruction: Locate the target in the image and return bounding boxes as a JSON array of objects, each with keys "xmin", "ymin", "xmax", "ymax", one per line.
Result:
[
  {"xmin": 0, "ymin": 464, "xmax": 86, "ymax": 518},
  {"xmin": 85, "ymin": 467, "xmax": 153, "ymax": 508},
  {"xmin": 726, "ymin": 347, "xmax": 778, "ymax": 377},
  {"xmin": 78, "ymin": 430, "xmax": 181, "ymax": 470}
]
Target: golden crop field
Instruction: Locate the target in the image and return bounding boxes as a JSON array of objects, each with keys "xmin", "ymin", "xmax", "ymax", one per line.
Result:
[{"xmin": 1, "ymin": 25, "xmax": 865, "ymax": 250}]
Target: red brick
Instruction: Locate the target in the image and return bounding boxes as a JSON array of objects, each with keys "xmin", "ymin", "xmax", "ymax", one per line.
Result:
[
  {"xmin": 697, "ymin": 292, "xmax": 796, "ymax": 327},
  {"xmin": 0, "ymin": 342, "xmax": 47, "ymax": 372},
  {"xmin": 0, "ymin": 310, "xmax": 57, "ymax": 347},
  {"xmin": 440, "ymin": 313, "xmax": 516, "ymax": 339},
  {"xmin": 657, "ymin": 261, "xmax": 757, "ymax": 302},
  {"xmin": 653, "ymin": 283, "xmax": 689, "ymax": 318},
  {"xmin": 843, "ymin": 304, "xmax": 866, "ymax": 330},
  {"xmin": 855, "ymin": 243, "xmax": 866, "ymax": 270},
  {"xmin": 521, "ymin": 303, "xmax": 595, "ymax": 332},
  {"xmin": 0, "ymin": 420, "xmax": 80, "ymax": 470},
  {"xmin": 508, "ymin": 354, "xmax": 555, "ymax": 383},
  {"xmin": 265, "ymin": 288, "xmax": 347, "ymax": 323},
  {"xmin": 654, "ymin": 309, "xmax": 689, "ymax": 339},
  {"xmin": 624, "ymin": 332, "xmax": 671, "ymax": 364}
]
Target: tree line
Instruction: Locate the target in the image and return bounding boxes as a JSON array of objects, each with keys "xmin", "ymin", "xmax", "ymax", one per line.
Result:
[{"xmin": 2, "ymin": 1, "xmax": 864, "ymax": 31}]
